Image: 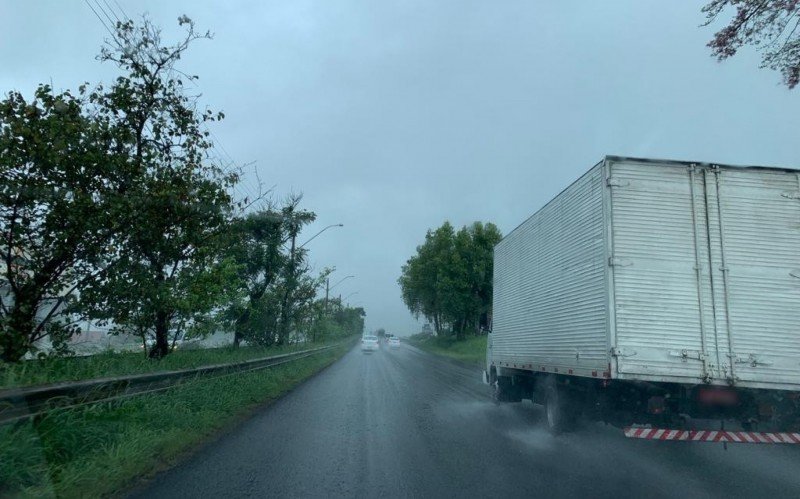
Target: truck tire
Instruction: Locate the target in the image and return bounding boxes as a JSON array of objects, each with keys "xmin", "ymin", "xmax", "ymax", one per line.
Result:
[
  {"xmin": 492, "ymin": 376, "xmax": 521, "ymax": 404},
  {"xmin": 544, "ymin": 383, "xmax": 577, "ymax": 434}
]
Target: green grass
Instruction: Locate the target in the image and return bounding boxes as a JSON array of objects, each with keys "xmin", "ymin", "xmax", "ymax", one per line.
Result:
[
  {"xmin": 406, "ymin": 334, "xmax": 487, "ymax": 367},
  {"xmin": 0, "ymin": 342, "xmax": 351, "ymax": 498},
  {"xmin": 0, "ymin": 341, "xmax": 336, "ymax": 390}
]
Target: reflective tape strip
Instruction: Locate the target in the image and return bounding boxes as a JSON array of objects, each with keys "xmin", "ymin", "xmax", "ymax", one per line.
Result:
[{"xmin": 623, "ymin": 428, "xmax": 800, "ymax": 444}]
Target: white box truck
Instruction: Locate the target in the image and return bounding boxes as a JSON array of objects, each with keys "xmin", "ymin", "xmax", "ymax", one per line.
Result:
[{"xmin": 486, "ymin": 156, "xmax": 800, "ymax": 442}]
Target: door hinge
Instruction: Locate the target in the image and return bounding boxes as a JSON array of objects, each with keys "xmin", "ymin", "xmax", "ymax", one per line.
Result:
[
  {"xmin": 790, "ymin": 269, "xmax": 800, "ymax": 279},
  {"xmin": 734, "ymin": 354, "xmax": 774, "ymax": 367},
  {"xmin": 668, "ymin": 349, "xmax": 707, "ymax": 362},
  {"xmin": 611, "ymin": 347, "xmax": 636, "ymax": 357},
  {"xmin": 780, "ymin": 190, "xmax": 800, "ymax": 200},
  {"xmin": 606, "ymin": 177, "xmax": 630, "ymax": 187},
  {"xmin": 609, "ymin": 257, "xmax": 633, "ymax": 267}
]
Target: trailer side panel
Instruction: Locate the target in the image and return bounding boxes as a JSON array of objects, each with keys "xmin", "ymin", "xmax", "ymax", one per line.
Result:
[{"xmin": 492, "ymin": 163, "xmax": 608, "ymax": 375}]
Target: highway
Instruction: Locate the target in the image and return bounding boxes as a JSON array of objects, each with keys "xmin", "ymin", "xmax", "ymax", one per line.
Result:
[{"xmin": 134, "ymin": 343, "xmax": 800, "ymax": 498}]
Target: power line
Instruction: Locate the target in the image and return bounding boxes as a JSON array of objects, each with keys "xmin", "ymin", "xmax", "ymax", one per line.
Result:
[
  {"xmin": 112, "ymin": 0, "xmax": 128, "ymax": 20},
  {"xmin": 83, "ymin": 0, "xmax": 117, "ymax": 40},
  {"xmin": 81, "ymin": 1, "xmax": 253, "ymax": 205},
  {"xmin": 101, "ymin": 0, "xmax": 122, "ymax": 24},
  {"xmin": 94, "ymin": 0, "xmax": 118, "ymax": 28}
]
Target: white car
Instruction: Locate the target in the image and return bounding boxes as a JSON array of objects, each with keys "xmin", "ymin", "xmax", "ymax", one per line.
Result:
[
  {"xmin": 388, "ymin": 337, "xmax": 400, "ymax": 348},
  {"xmin": 361, "ymin": 335, "xmax": 380, "ymax": 352}
]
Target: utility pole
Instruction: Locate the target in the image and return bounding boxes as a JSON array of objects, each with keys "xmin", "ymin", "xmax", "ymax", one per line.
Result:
[
  {"xmin": 279, "ymin": 220, "xmax": 297, "ymax": 345},
  {"xmin": 325, "ymin": 278, "xmax": 330, "ymax": 314}
]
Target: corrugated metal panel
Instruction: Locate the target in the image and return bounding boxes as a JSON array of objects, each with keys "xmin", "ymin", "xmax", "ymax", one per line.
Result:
[
  {"xmin": 609, "ymin": 160, "xmax": 710, "ymax": 381},
  {"xmin": 609, "ymin": 159, "xmax": 800, "ymax": 390},
  {"xmin": 492, "ymin": 163, "xmax": 608, "ymax": 373},
  {"xmin": 715, "ymin": 168, "xmax": 800, "ymax": 386}
]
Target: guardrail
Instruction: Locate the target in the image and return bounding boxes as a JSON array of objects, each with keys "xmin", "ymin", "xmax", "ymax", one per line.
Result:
[{"xmin": 0, "ymin": 343, "xmax": 346, "ymax": 425}]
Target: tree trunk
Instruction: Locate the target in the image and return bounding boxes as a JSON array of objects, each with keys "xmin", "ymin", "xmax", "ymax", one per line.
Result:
[
  {"xmin": 149, "ymin": 310, "xmax": 170, "ymax": 359},
  {"xmin": 2, "ymin": 293, "xmax": 38, "ymax": 362},
  {"xmin": 233, "ymin": 308, "xmax": 250, "ymax": 348}
]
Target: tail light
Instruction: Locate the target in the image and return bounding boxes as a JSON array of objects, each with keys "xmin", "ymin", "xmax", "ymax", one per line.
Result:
[{"xmin": 647, "ymin": 396, "xmax": 665, "ymax": 414}]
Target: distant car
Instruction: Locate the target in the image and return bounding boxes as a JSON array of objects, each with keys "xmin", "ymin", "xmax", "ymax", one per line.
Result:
[
  {"xmin": 388, "ymin": 336, "xmax": 400, "ymax": 348},
  {"xmin": 361, "ymin": 335, "xmax": 380, "ymax": 352}
]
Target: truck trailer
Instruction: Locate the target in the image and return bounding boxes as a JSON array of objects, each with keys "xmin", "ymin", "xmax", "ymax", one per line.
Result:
[{"xmin": 485, "ymin": 156, "xmax": 800, "ymax": 442}]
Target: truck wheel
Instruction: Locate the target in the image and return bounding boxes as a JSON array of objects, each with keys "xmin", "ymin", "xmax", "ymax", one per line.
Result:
[
  {"xmin": 544, "ymin": 384, "xmax": 576, "ymax": 434},
  {"xmin": 492, "ymin": 376, "xmax": 521, "ymax": 404}
]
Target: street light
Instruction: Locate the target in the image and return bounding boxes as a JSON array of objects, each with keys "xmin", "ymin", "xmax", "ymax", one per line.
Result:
[
  {"xmin": 299, "ymin": 223, "xmax": 343, "ymax": 249},
  {"xmin": 343, "ymin": 291, "xmax": 359, "ymax": 302},
  {"xmin": 325, "ymin": 275, "xmax": 354, "ymax": 314},
  {"xmin": 277, "ymin": 222, "xmax": 340, "ymax": 343}
]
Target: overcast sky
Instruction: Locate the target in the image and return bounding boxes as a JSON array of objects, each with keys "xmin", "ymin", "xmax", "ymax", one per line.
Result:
[{"xmin": 2, "ymin": 1, "xmax": 799, "ymax": 335}]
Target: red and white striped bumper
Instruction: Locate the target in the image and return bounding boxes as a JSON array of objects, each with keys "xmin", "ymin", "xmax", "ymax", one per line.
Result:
[{"xmin": 623, "ymin": 427, "xmax": 800, "ymax": 444}]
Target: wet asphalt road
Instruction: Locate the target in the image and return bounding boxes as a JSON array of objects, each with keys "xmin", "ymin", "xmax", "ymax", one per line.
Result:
[{"xmin": 134, "ymin": 343, "xmax": 800, "ymax": 498}]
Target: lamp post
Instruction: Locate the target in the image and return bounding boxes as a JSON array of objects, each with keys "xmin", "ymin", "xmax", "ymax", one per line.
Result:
[
  {"xmin": 326, "ymin": 275, "xmax": 354, "ymax": 313},
  {"xmin": 299, "ymin": 223, "xmax": 343, "ymax": 249},
  {"xmin": 281, "ymin": 222, "xmax": 341, "ymax": 344},
  {"xmin": 343, "ymin": 291, "xmax": 359, "ymax": 304}
]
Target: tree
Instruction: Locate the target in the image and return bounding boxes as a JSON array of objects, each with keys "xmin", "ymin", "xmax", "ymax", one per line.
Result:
[
  {"xmin": 399, "ymin": 222, "xmax": 454, "ymax": 335},
  {"xmin": 80, "ymin": 16, "xmax": 238, "ymax": 358},
  {"xmin": 704, "ymin": 1, "xmax": 800, "ymax": 88},
  {"xmin": 307, "ymin": 299, "xmax": 365, "ymax": 342},
  {"xmin": 224, "ymin": 208, "xmax": 290, "ymax": 348},
  {"xmin": 0, "ymin": 85, "xmax": 128, "ymax": 362},
  {"xmin": 399, "ymin": 221, "xmax": 501, "ymax": 339},
  {"xmin": 222, "ymin": 194, "xmax": 332, "ymax": 347},
  {"xmin": 275, "ymin": 196, "xmax": 316, "ymax": 345}
]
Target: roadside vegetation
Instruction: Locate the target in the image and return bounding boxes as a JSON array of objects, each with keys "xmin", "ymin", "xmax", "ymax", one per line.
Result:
[
  {"xmin": 406, "ymin": 334, "xmax": 487, "ymax": 367},
  {"xmin": 398, "ymin": 221, "xmax": 500, "ymax": 340},
  {"xmin": 398, "ymin": 220, "xmax": 499, "ymax": 362},
  {"xmin": 0, "ymin": 342, "xmax": 351, "ymax": 498},
  {"xmin": 0, "ymin": 15, "xmax": 364, "ymax": 365}
]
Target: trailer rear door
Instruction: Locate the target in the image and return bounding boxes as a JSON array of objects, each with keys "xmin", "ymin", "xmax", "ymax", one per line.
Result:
[
  {"xmin": 609, "ymin": 159, "xmax": 800, "ymax": 389},
  {"xmin": 712, "ymin": 167, "xmax": 800, "ymax": 387},
  {"xmin": 608, "ymin": 160, "xmax": 714, "ymax": 382}
]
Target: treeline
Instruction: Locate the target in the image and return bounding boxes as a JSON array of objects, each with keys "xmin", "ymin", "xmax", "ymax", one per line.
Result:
[
  {"xmin": 0, "ymin": 17, "xmax": 363, "ymax": 363},
  {"xmin": 399, "ymin": 221, "xmax": 501, "ymax": 339}
]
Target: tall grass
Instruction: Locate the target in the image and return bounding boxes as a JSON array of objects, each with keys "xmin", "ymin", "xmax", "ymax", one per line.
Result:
[
  {"xmin": 406, "ymin": 334, "xmax": 487, "ymax": 366},
  {"xmin": 0, "ymin": 343, "xmax": 350, "ymax": 498},
  {"xmin": 0, "ymin": 341, "xmax": 335, "ymax": 390}
]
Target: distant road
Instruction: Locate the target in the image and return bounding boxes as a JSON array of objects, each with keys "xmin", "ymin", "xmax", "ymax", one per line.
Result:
[{"xmin": 134, "ymin": 343, "xmax": 800, "ymax": 498}]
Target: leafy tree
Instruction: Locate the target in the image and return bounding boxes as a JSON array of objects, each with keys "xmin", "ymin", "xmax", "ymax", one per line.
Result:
[
  {"xmin": 224, "ymin": 209, "xmax": 289, "ymax": 347},
  {"xmin": 399, "ymin": 221, "xmax": 501, "ymax": 340},
  {"xmin": 222, "ymin": 195, "xmax": 331, "ymax": 347},
  {"xmin": 0, "ymin": 85, "xmax": 129, "ymax": 362},
  {"xmin": 704, "ymin": 1, "xmax": 800, "ymax": 88},
  {"xmin": 399, "ymin": 222, "xmax": 454, "ymax": 336},
  {"xmin": 275, "ymin": 197, "xmax": 316, "ymax": 345},
  {"xmin": 306, "ymin": 299, "xmax": 365, "ymax": 342},
  {"xmin": 80, "ymin": 16, "xmax": 238, "ymax": 358}
]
